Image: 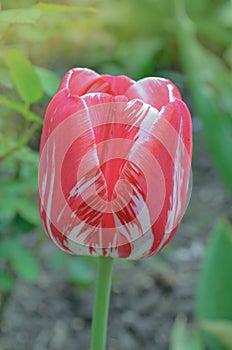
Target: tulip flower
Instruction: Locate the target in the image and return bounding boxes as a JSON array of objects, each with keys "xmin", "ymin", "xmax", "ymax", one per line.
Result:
[
  {"xmin": 38, "ymin": 68, "xmax": 192, "ymax": 350},
  {"xmin": 39, "ymin": 68, "xmax": 192, "ymax": 258}
]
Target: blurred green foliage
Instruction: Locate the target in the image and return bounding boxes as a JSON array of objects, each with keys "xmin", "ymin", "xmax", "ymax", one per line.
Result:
[
  {"xmin": 170, "ymin": 220, "xmax": 232, "ymax": 350},
  {"xmin": 0, "ymin": 0, "xmax": 232, "ymax": 348},
  {"xmin": 0, "ymin": 2, "xmax": 98, "ymax": 293},
  {"xmin": 196, "ymin": 220, "xmax": 232, "ymax": 350}
]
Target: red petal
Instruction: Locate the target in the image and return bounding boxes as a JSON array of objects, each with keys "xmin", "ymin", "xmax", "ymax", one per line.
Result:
[
  {"xmin": 146, "ymin": 99, "xmax": 192, "ymax": 257},
  {"xmin": 40, "ymin": 89, "xmax": 83, "ymax": 153},
  {"xmin": 125, "ymin": 77, "xmax": 182, "ymax": 110},
  {"xmin": 58, "ymin": 68, "xmax": 111, "ymax": 96},
  {"xmin": 101, "ymin": 74, "xmax": 135, "ymax": 96}
]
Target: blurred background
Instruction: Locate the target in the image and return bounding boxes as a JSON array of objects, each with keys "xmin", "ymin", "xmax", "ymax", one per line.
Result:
[{"xmin": 0, "ymin": 0, "xmax": 232, "ymax": 349}]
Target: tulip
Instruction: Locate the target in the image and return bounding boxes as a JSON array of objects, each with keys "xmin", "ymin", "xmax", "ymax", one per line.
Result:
[
  {"xmin": 39, "ymin": 67, "xmax": 192, "ymax": 260},
  {"xmin": 38, "ymin": 68, "xmax": 192, "ymax": 350}
]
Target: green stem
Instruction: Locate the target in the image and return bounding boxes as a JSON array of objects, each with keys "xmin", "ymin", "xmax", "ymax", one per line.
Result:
[{"xmin": 90, "ymin": 256, "xmax": 114, "ymax": 350}]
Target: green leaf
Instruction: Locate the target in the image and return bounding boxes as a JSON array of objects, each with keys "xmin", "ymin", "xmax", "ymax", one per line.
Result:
[
  {"xmin": 0, "ymin": 8, "xmax": 41, "ymax": 24},
  {"xmin": 170, "ymin": 317, "xmax": 188, "ymax": 350},
  {"xmin": 170, "ymin": 317, "xmax": 204, "ymax": 350},
  {"xmin": 5, "ymin": 48, "xmax": 43, "ymax": 104},
  {"xmin": 0, "ymin": 272, "xmax": 15, "ymax": 292},
  {"xmin": 0, "ymin": 95, "xmax": 43, "ymax": 124},
  {"xmin": 195, "ymin": 220, "xmax": 232, "ymax": 350},
  {"xmin": 11, "ymin": 249, "xmax": 39, "ymax": 283},
  {"xmin": 35, "ymin": 66, "xmax": 60, "ymax": 96},
  {"xmin": 35, "ymin": 2, "xmax": 96, "ymax": 14},
  {"xmin": 201, "ymin": 320, "xmax": 232, "ymax": 350}
]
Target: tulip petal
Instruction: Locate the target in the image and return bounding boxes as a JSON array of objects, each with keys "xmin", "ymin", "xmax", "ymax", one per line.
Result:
[
  {"xmin": 108, "ymin": 98, "xmax": 191, "ymax": 259},
  {"xmin": 101, "ymin": 74, "xmax": 135, "ymax": 96},
  {"xmin": 125, "ymin": 77, "xmax": 182, "ymax": 111},
  {"xmin": 40, "ymin": 88, "xmax": 83, "ymax": 153},
  {"xmin": 146, "ymin": 99, "xmax": 192, "ymax": 257},
  {"xmin": 58, "ymin": 68, "xmax": 111, "ymax": 96}
]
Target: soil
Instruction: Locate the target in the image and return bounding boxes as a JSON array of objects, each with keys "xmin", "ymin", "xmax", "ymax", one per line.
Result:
[{"xmin": 0, "ymin": 129, "xmax": 231, "ymax": 350}]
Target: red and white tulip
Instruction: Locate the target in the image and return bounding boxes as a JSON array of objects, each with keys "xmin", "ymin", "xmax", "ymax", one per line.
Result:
[{"xmin": 38, "ymin": 68, "xmax": 192, "ymax": 259}]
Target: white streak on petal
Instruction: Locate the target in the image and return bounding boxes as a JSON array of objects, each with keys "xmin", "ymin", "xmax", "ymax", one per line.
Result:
[
  {"xmin": 158, "ymin": 118, "xmax": 185, "ymax": 251},
  {"xmin": 57, "ymin": 202, "xmax": 68, "ymax": 223},
  {"xmin": 99, "ymin": 224, "xmax": 103, "ymax": 249},
  {"xmin": 65, "ymin": 69, "xmax": 73, "ymax": 89},
  {"xmin": 45, "ymin": 143, "xmax": 58, "ymax": 245},
  {"xmin": 130, "ymin": 186, "xmax": 153, "ymax": 239},
  {"xmin": 69, "ymin": 171, "xmax": 101, "ymax": 198},
  {"xmin": 104, "ymin": 245, "xmax": 119, "ymax": 258},
  {"xmin": 128, "ymin": 188, "xmax": 154, "ymax": 259},
  {"xmin": 67, "ymin": 223, "xmax": 91, "ymax": 256},
  {"xmin": 41, "ymin": 150, "xmax": 48, "ymax": 210},
  {"xmin": 68, "ymin": 221, "xmax": 89, "ymax": 244},
  {"xmin": 167, "ymin": 83, "xmax": 176, "ymax": 102},
  {"xmin": 129, "ymin": 227, "xmax": 154, "ymax": 260},
  {"xmin": 140, "ymin": 105, "xmax": 160, "ymax": 130},
  {"xmin": 71, "ymin": 211, "xmax": 77, "ymax": 219},
  {"xmin": 113, "ymin": 186, "xmax": 154, "ymax": 259},
  {"xmin": 113, "ymin": 214, "xmax": 133, "ymax": 243}
]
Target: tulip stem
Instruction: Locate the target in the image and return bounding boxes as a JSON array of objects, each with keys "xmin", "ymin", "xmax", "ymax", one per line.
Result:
[{"xmin": 90, "ymin": 256, "xmax": 114, "ymax": 350}]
